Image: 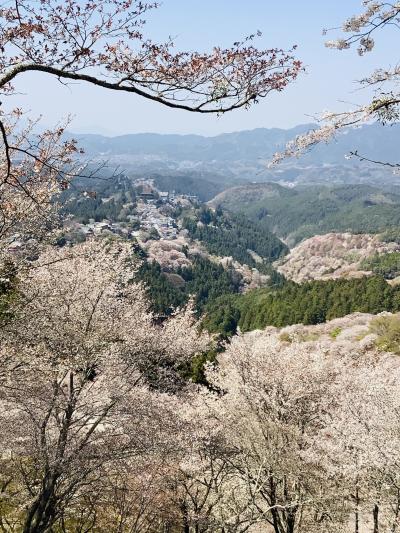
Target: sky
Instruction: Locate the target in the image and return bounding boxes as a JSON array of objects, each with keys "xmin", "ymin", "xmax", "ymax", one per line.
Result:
[{"xmin": 9, "ymin": 0, "xmax": 399, "ymax": 136}]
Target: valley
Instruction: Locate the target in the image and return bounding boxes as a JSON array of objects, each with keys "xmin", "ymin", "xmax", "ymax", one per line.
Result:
[
  {"xmin": 5, "ymin": 2, "xmax": 400, "ymax": 530},
  {"xmin": 61, "ymin": 157, "xmax": 400, "ymax": 343}
]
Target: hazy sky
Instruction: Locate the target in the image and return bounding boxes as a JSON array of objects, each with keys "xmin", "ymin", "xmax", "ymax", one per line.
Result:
[{"xmin": 9, "ymin": 0, "xmax": 399, "ymax": 136}]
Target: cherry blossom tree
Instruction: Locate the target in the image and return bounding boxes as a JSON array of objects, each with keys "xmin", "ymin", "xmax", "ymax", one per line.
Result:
[
  {"xmin": 205, "ymin": 330, "xmax": 351, "ymax": 533},
  {"xmin": 165, "ymin": 393, "xmax": 239, "ymax": 533},
  {"xmin": 0, "ymin": 239, "xmax": 209, "ymax": 532},
  {"xmin": 320, "ymin": 345, "xmax": 400, "ymax": 533},
  {"xmin": 203, "ymin": 320, "xmax": 400, "ymax": 533},
  {"xmin": 5, "ymin": 239, "xmax": 400, "ymax": 532},
  {"xmin": 0, "ymin": 0, "xmax": 302, "ymax": 115}
]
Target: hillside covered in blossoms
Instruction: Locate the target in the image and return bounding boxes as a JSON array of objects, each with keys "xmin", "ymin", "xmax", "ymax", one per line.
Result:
[{"xmin": 2, "ymin": 1, "xmax": 400, "ymax": 532}]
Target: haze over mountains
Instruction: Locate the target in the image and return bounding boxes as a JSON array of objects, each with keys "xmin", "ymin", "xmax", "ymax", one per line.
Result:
[{"xmin": 73, "ymin": 122, "xmax": 400, "ymax": 189}]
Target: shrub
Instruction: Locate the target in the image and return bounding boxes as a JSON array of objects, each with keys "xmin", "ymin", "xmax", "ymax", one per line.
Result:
[
  {"xmin": 369, "ymin": 315, "xmax": 400, "ymax": 354},
  {"xmin": 330, "ymin": 327, "xmax": 342, "ymax": 339},
  {"xmin": 279, "ymin": 332, "xmax": 292, "ymax": 343}
]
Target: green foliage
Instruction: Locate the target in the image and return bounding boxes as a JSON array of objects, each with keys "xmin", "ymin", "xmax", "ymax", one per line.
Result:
[
  {"xmin": 256, "ymin": 262, "xmax": 287, "ymax": 287},
  {"xmin": 202, "ymin": 294, "xmax": 241, "ymax": 338},
  {"xmin": 360, "ymin": 252, "xmax": 400, "ymax": 279},
  {"xmin": 329, "ymin": 327, "xmax": 342, "ymax": 339},
  {"xmin": 380, "ymin": 228, "xmax": 400, "ymax": 244},
  {"xmin": 182, "ymin": 207, "xmax": 288, "ymax": 266},
  {"xmin": 198, "ymin": 206, "xmax": 213, "ymax": 225},
  {"xmin": 136, "ymin": 261, "xmax": 187, "ymax": 315},
  {"xmin": 204, "ymin": 276, "xmax": 400, "ymax": 335},
  {"xmin": 188, "ymin": 349, "xmax": 217, "ymax": 385},
  {"xmin": 135, "ymin": 254, "xmax": 241, "ymax": 317},
  {"xmin": 279, "ymin": 332, "xmax": 292, "ymax": 343},
  {"xmin": 61, "ymin": 176, "xmax": 137, "ymax": 224},
  {"xmin": 370, "ymin": 315, "xmax": 400, "ymax": 354},
  {"xmin": 177, "ymin": 256, "xmax": 241, "ymax": 313},
  {"xmin": 148, "ymin": 227, "xmax": 161, "ymax": 241},
  {"xmin": 216, "ymin": 183, "xmax": 400, "ymax": 245}
]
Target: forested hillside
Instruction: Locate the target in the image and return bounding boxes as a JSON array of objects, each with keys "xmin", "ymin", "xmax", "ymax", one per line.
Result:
[
  {"xmin": 136, "ymin": 253, "xmax": 241, "ymax": 316},
  {"xmin": 151, "ymin": 172, "xmax": 234, "ymax": 202},
  {"xmin": 182, "ymin": 206, "xmax": 288, "ymax": 265},
  {"xmin": 60, "ymin": 175, "xmax": 137, "ymax": 223},
  {"xmin": 360, "ymin": 252, "xmax": 400, "ymax": 279},
  {"xmin": 203, "ymin": 275, "xmax": 400, "ymax": 335},
  {"xmin": 211, "ymin": 183, "xmax": 400, "ymax": 245}
]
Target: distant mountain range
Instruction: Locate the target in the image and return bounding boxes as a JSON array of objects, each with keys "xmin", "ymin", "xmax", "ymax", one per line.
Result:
[{"xmin": 71, "ymin": 123, "xmax": 400, "ymax": 190}]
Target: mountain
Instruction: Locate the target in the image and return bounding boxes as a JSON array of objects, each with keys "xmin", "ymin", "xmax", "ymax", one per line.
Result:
[
  {"xmin": 73, "ymin": 122, "xmax": 400, "ymax": 164},
  {"xmin": 71, "ymin": 123, "xmax": 400, "ymax": 189},
  {"xmin": 209, "ymin": 183, "xmax": 400, "ymax": 246},
  {"xmin": 72, "ymin": 124, "xmax": 313, "ymax": 162}
]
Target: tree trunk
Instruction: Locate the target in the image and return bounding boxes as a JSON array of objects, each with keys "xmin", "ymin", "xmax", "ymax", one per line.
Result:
[
  {"xmin": 373, "ymin": 503, "xmax": 379, "ymax": 533},
  {"xmin": 23, "ymin": 474, "xmax": 58, "ymax": 533},
  {"xmin": 354, "ymin": 486, "xmax": 360, "ymax": 533},
  {"xmin": 391, "ymin": 488, "xmax": 400, "ymax": 532},
  {"xmin": 282, "ymin": 476, "xmax": 298, "ymax": 533},
  {"xmin": 269, "ymin": 475, "xmax": 282, "ymax": 533},
  {"xmin": 286, "ymin": 511, "xmax": 296, "ymax": 533},
  {"xmin": 180, "ymin": 501, "xmax": 190, "ymax": 533}
]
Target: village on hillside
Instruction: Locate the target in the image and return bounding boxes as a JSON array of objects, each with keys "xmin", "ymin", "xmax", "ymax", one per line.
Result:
[{"xmin": 62, "ymin": 178, "xmax": 199, "ymax": 243}]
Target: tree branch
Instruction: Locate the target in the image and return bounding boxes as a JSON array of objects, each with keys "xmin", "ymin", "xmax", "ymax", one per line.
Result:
[{"xmin": 0, "ymin": 63, "xmax": 255, "ymax": 114}]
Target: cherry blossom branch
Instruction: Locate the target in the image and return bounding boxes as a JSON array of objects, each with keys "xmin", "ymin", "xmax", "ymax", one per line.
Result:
[{"xmin": 271, "ymin": 2, "xmax": 400, "ymax": 168}]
